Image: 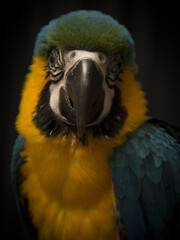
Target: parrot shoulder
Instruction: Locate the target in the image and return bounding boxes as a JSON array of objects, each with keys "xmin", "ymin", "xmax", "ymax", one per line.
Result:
[
  {"xmin": 11, "ymin": 135, "xmax": 38, "ymax": 240},
  {"xmin": 11, "ymin": 134, "xmax": 26, "ymax": 191},
  {"xmin": 148, "ymin": 117, "xmax": 180, "ymax": 144},
  {"xmin": 110, "ymin": 119, "xmax": 180, "ymax": 239}
]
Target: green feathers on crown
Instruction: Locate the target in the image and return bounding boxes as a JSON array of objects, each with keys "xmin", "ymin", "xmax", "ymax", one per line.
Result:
[{"xmin": 34, "ymin": 10, "xmax": 136, "ymax": 68}]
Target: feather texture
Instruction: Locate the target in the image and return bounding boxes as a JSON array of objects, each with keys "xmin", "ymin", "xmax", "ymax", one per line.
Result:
[
  {"xmin": 110, "ymin": 120, "xmax": 180, "ymax": 239},
  {"xmin": 11, "ymin": 135, "xmax": 38, "ymax": 240},
  {"xmin": 33, "ymin": 10, "xmax": 136, "ymax": 69}
]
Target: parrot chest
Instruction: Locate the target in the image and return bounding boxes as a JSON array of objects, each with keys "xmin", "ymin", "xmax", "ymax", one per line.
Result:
[{"xmin": 20, "ymin": 139, "xmax": 120, "ymax": 240}]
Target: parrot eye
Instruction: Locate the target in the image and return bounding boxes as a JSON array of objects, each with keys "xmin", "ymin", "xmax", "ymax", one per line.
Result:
[
  {"xmin": 49, "ymin": 55, "xmax": 55, "ymax": 65},
  {"xmin": 48, "ymin": 49, "xmax": 58, "ymax": 68},
  {"xmin": 48, "ymin": 48, "xmax": 65, "ymax": 82}
]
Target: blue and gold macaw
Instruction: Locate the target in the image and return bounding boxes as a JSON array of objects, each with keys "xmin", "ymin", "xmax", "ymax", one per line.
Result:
[{"xmin": 11, "ymin": 10, "xmax": 180, "ymax": 240}]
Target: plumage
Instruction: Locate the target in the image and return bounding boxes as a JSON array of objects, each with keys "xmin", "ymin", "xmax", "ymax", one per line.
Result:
[
  {"xmin": 11, "ymin": 135, "xmax": 38, "ymax": 240},
  {"xmin": 11, "ymin": 10, "xmax": 180, "ymax": 240},
  {"xmin": 110, "ymin": 121, "xmax": 180, "ymax": 239},
  {"xmin": 33, "ymin": 10, "xmax": 136, "ymax": 68}
]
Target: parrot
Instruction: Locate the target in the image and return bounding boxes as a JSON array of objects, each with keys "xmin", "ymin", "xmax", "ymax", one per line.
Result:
[{"xmin": 11, "ymin": 10, "xmax": 180, "ymax": 240}]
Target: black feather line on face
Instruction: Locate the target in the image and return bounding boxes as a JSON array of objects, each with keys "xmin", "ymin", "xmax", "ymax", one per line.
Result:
[
  {"xmin": 33, "ymin": 81, "xmax": 69, "ymax": 137},
  {"xmin": 104, "ymin": 52, "xmax": 122, "ymax": 89}
]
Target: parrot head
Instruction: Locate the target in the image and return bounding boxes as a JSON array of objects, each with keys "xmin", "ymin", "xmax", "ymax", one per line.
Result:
[
  {"xmin": 45, "ymin": 49, "xmax": 121, "ymax": 138},
  {"xmin": 16, "ymin": 10, "xmax": 147, "ymax": 143}
]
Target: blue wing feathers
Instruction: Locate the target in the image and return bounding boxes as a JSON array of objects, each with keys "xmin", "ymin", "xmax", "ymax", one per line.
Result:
[
  {"xmin": 11, "ymin": 134, "xmax": 26, "ymax": 192},
  {"xmin": 145, "ymin": 153, "xmax": 162, "ymax": 183},
  {"xmin": 11, "ymin": 134, "xmax": 25, "ymax": 171},
  {"xmin": 125, "ymin": 167, "xmax": 142, "ymax": 202},
  {"xmin": 11, "ymin": 135, "xmax": 38, "ymax": 240},
  {"xmin": 110, "ymin": 121, "xmax": 180, "ymax": 239},
  {"xmin": 141, "ymin": 178, "xmax": 161, "ymax": 214},
  {"xmin": 129, "ymin": 151, "xmax": 145, "ymax": 178},
  {"xmin": 119, "ymin": 199, "xmax": 147, "ymax": 240}
]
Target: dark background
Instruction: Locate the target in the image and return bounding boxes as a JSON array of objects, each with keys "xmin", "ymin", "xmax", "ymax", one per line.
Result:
[{"xmin": 1, "ymin": 0, "xmax": 180, "ymax": 239}]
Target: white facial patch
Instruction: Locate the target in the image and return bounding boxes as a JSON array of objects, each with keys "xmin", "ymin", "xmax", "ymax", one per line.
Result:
[
  {"xmin": 95, "ymin": 81, "xmax": 115, "ymax": 125},
  {"xmin": 49, "ymin": 50, "xmax": 115, "ymax": 125},
  {"xmin": 49, "ymin": 79, "xmax": 64, "ymax": 116}
]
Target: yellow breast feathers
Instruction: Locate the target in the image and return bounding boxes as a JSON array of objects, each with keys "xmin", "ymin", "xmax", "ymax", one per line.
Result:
[{"xmin": 20, "ymin": 136, "xmax": 120, "ymax": 240}]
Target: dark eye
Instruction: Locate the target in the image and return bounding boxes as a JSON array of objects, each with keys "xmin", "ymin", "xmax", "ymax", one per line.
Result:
[
  {"xmin": 49, "ymin": 55, "xmax": 55, "ymax": 65},
  {"xmin": 48, "ymin": 49, "xmax": 58, "ymax": 67}
]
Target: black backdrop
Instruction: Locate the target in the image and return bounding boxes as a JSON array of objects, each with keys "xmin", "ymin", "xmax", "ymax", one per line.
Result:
[{"xmin": 1, "ymin": 0, "xmax": 180, "ymax": 239}]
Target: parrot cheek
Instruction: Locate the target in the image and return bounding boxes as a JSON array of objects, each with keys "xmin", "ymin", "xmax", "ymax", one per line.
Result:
[
  {"xmin": 99, "ymin": 82, "xmax": 115, "ymax": 123},
  {"xmin": 49, "ymin": 79, "xmax": 65, "ymax": 117}
]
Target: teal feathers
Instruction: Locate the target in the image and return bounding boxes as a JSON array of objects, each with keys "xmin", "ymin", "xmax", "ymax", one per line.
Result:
[
  {"xmin": 11, "ymin": 135, "xmax": 38, "ymax": 239},
  {"xmin": 33, "ymin": 10, "xmax": 136, "ymax": 68},
  {"xmin": 110, "ymin": 121, "xmax": 180, "ymax": 239},
  {"xmin": 11, "ymin": 134, "xmax": 25, "ymax": 192}
]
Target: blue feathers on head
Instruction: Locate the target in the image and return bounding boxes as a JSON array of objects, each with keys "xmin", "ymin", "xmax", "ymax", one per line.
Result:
[{"xmin": 33, "ymin": 10, "xmax": 136, "ymax": 68}]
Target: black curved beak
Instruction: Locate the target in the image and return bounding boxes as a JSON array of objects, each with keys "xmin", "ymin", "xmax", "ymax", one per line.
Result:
[{"xmin": 60, "ymin": 59, "xmax": 105, "ymax": 138}]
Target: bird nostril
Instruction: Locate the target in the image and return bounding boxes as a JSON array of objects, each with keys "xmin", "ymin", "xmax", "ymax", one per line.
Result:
[
  {"xmin": 98, "ymin": 53, "xmax": 106, "ymax": 64},
  {"xmin": 70, "ymin": 51, "xmax": 76, "ymax": 59}
]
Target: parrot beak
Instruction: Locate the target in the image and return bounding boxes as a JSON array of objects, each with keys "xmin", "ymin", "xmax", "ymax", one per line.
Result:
[{"xmin": 60, "ymin": 58, "xmax": 105, "ymax": 138}]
